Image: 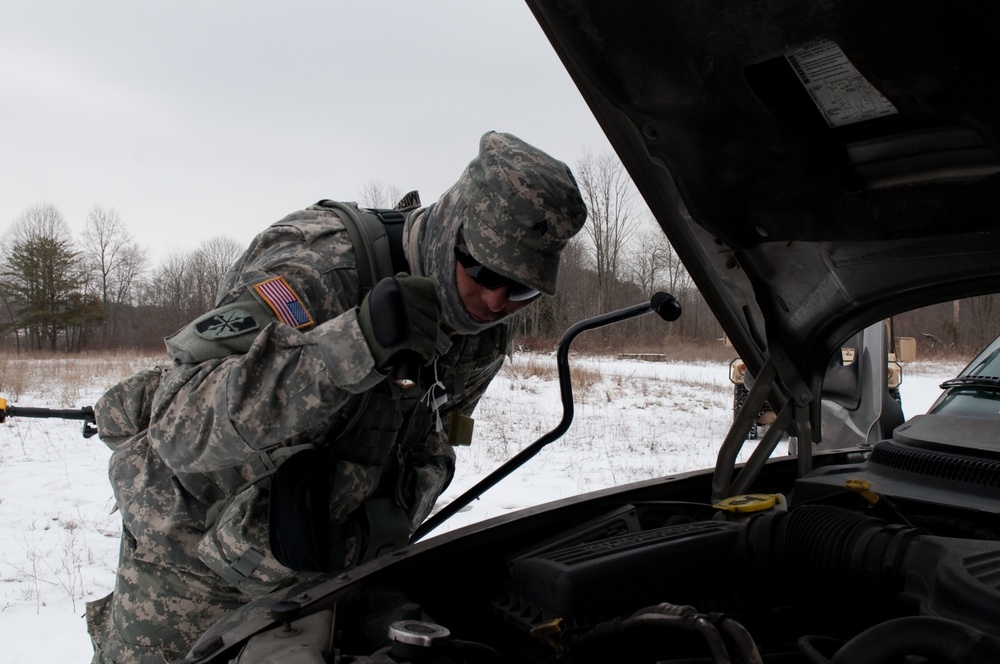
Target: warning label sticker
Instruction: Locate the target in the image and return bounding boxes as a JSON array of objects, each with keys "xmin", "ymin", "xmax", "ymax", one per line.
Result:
[{"xmin": 785, "ymin": 40, "xmax": 897, "ymax": 128}]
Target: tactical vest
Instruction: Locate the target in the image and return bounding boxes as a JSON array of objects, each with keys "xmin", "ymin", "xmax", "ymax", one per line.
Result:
[{"xmin": 303, "ymin": 199, "xmax": 512, "ymax": 566}]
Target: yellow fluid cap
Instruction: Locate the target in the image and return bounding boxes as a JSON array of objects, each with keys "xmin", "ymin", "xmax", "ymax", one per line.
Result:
[
  {"xmin": 713, "ymin": 493, "xmax": 780, "ymax": 513},
  {"xmin": 844, "ymin": 479, "xmax": 880, "ymax": 505}
]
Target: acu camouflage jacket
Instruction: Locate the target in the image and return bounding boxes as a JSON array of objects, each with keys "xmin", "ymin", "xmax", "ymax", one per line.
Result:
[{"xmin": 101, "ymin": 203, "xmax": 512, "ymax": 597}]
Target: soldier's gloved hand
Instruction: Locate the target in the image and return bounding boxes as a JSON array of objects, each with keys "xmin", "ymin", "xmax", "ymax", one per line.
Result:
[{"xmin": 358, "ymin": 274, "xmax": 440, "ymax": 371}]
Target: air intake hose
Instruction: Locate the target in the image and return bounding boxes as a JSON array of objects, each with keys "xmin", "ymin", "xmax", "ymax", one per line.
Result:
[
  {"xmin": 741, "ymin": 504, "xmax": 1000, "ymax": 654},
  {"xmin": 742, "ymin": 505, "xmax": 921, "ymax": 588}
]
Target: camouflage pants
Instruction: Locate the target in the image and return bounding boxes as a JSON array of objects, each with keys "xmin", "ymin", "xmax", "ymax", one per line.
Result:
[{"xmin": 87, "ymin": 531, "xmax": 247, "ymax": 664}]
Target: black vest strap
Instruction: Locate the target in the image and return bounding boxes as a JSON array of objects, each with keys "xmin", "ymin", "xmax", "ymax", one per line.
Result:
[
  {"xmin": 314, "ymin": 199, "xmax": 411, "ymax": 291},
  {"xmin": 370, "ymin": 209, "xmax": 410, "ymax": 276}
]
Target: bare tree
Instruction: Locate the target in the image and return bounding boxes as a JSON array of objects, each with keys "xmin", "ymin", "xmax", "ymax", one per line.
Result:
[
  {"xmin": 629, "ymin": 228, "xmax": 659, "ymax": 297},
  {"xmin": 962, "ymin": 294, "xmax": 1000, "ymax": 352},
  {"xmin": 193, "ymin": 235, "xmax": 245, "ymax": 303},
  {"xmin": 575, "ymin": 149, "xmax": 640, "ymax": 311},
  {"xmin": 6, "ymin": 202, "xmax": 71, "ymax": 245},
  {"xmin": 140, "ymin": 235, "xmax": 244, "ymax": 335},
  {"xmin": 555, "ymin": 235, "xmax": 599, "ymax": 322},
  {"xmin": 140, "ymin": 249, "xmax": 202, "ymax": 330},
  {"xmin": 358, "ymin": 181, "xmax": 404, "ymax": 209},
  {"xmin": 81, "ymin": 205, "xmax": 149, "ymax": 345},
  {"xmin": 628, "ymin": 225, "xmax": 690, "ymax": 296}
]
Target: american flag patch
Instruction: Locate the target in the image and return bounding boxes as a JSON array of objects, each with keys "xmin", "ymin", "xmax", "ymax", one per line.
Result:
[{"xmin": 253, "ymin": 276, "xmax": 314, "ymax": 329}]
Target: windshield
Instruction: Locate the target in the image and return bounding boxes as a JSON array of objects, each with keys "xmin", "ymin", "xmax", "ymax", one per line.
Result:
[
  {"xmin": 928, "ymin": 334, "xmax": 1000, "ymax": 418},
  {"xmin": 962, "ymin": 335, "xmax": 1000, "ymax": 378}
]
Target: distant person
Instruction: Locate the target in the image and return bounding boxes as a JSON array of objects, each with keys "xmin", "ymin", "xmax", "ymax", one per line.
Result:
[{"xmin": 86, "ymin": 131, "xmax": 588, "ymax": 663}]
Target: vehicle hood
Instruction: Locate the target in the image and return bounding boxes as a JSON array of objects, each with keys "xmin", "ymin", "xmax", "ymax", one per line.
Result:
[{"xmin": 526, "ymin": 1, "xmax": 1000, "ymax": 398}]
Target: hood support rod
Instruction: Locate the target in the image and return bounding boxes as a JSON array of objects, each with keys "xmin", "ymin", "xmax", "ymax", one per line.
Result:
[{"xmin": 410, "ymin": 292, "xmax": 682, "ymax": 543}]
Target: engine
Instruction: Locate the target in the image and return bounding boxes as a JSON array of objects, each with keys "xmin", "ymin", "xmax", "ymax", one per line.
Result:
[{"xmin": 218, "ymin": 487, "xmax": 1000, "ymax": 664}]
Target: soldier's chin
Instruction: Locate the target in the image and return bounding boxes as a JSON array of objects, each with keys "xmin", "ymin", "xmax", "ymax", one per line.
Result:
[{"xmin": 468, "ymin": 311, "xmax": 499, "ymax": 324}]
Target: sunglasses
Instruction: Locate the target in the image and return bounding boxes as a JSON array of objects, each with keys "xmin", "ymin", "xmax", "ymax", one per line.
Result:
[{"xmin": 454, "ymin": 242, "xmax": 541, "ymax": 302}]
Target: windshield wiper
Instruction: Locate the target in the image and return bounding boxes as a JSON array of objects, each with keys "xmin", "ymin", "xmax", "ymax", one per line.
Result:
[{"xmin": 939, "ymin": 375, "xmax": 1000, "ymax": 391}]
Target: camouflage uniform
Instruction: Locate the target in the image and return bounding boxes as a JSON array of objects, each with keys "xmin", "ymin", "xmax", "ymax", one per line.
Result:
[{"xmin": 87, "ymin": 131, "xmax": 587, "ymax": 664}]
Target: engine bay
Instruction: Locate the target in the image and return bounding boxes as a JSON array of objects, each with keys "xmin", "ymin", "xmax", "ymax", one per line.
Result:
[{"xmin": 207, "ymin": 433, "xmax": 1000, "ymax": 664}]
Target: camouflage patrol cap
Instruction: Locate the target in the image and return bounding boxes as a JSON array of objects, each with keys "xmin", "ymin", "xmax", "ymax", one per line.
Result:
[{"xmin": 456, "ymin": 131, "xmax": 587, "ymax": 296}]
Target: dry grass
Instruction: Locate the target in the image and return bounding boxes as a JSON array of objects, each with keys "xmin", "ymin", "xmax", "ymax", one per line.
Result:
[
  {"xmin": 570, "ymin": 365, "xmax": 603, "ymax": 394},
  {"xmin": 503, "ymin": 354, "xmax": 604, "ymax": 398},
  {"xmin": 517, "ymin": 332, "xmax": 737, "ymax": 361},
  {"xmin": 0, "ymin": 350, "xmax": 167, "ymax": 405},
  {"xmin": 508, "ymin": 355, "xmax": 552, "ymax": 380},
  {"xmin": 0, "ymin": 339, "xmax": 968, "ymax": 407}
]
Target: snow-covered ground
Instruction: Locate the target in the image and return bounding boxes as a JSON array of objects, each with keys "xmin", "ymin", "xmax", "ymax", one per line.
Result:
[{"xmin": 0, "ymin": 352, "xmax": 965, "ymax": 663}]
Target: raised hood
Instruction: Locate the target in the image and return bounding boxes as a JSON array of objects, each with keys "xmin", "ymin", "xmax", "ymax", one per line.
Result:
[{"xmin": 526, "ymin": 1, "xmax": 1000, "ymax": 413}]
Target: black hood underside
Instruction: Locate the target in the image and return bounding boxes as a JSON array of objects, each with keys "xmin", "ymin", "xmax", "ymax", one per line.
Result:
[{"xmin": 526, "ymin": 0, "xmax": 1000, "ymax": 388}]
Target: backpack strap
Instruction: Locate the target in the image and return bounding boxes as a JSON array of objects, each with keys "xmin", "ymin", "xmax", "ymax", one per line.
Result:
[
  {"xmin": 315, "ymin": 200, "xmax": 412, "ymax": 295},
  {"xmin": 371, "ymin": 208, "xmax": 410, "ymax": 276}
]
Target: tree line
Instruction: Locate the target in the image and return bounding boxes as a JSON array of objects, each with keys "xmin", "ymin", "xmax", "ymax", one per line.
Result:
[
  {"xmin": 0, "ymin": 203, "xmax": 245, "ymax": 352},
  {"xmin": 2, "ymin": 152, "xmax": 996, "ymax": 356}
]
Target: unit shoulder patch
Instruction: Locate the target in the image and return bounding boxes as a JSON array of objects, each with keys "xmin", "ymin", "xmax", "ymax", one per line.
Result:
[{"xmin": 195, "ymin": 308, "xmax": 259, "ymax": 339}]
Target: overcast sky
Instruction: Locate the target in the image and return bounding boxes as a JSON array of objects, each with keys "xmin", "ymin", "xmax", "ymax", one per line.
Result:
[{"xmin": 1, "ymin": 1, "xmax": 614, "ymax": 263}]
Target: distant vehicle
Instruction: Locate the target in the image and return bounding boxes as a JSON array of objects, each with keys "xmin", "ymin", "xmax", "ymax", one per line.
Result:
[
  {"xmin": 727, "ymin": 340, "xmax": 774, "ymax": 440},
  {"xmin": 728, "ymin": 320, "xmax": 914, "ymax": 448},
  {"xmin": 923, "ymin": 332, "xmax": 1000, "ymax": 420}
]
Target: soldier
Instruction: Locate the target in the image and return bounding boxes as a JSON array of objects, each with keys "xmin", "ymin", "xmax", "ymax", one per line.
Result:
[{"xmin": 86, "ymin": 131, "xmax": 588, "ymax": 663}]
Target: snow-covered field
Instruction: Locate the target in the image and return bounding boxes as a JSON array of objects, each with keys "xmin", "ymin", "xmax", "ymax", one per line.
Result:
[{"xmin": 0, "ymin": 352, "xmax": 965, "ymax": 663}]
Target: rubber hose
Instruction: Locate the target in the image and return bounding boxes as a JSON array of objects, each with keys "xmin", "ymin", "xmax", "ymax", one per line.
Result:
[
  {"xmin": 743, "ymin": 505, "xmax": 921, "ymax": 588},
  {"xmin": 831, "ymin": 616, "xmax": 1000, "ymax": 664}
]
